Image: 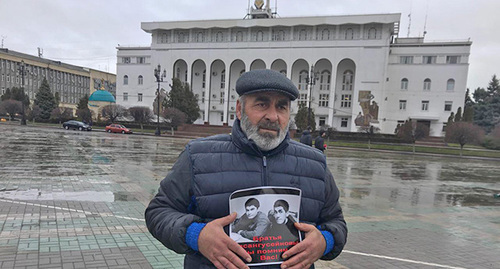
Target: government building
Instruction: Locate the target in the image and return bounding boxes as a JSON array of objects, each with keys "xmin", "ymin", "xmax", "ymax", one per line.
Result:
[
  {"xmin": 116, "ymin": 1, "xmax": 471, "ymax": 136},
  {"xmin": 0, "ymin": 48, "xmax": 116, "ymax": 112}
]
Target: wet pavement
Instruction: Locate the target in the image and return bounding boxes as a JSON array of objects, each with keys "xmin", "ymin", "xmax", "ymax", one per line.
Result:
[{"xmin": 0, "ymin": 124, "xmax": 499, "ymax": 269}]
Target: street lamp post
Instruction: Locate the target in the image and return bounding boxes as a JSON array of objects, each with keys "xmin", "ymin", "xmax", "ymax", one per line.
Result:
[
  {"xmin": 154, "ymin": 64, "xmax": 166, "ymax": 136},
  {"xmin": 17, "ymin": 60, "xmax": 27, "ymax": 125},
  {"xmin": 306, "ymin": 65, "xmax": 319, "ymax": 128}
]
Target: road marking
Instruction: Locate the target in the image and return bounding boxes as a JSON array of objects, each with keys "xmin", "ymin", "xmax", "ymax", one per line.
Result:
[
  {"xmin": 0, "ymin": 198, "xmax": 468, "ymax": 269},
  {"xmin": 343, "ymin": 250, "xmax": 467, "ymax": 269},
  {"xmin": 0, "ymin": 198, "xmax": 144, "ymax": 222}
]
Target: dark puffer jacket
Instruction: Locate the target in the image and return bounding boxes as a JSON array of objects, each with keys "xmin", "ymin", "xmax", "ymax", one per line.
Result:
[{"xmin": 145, "ymin": 120, "xmax": 347, "ymax": 268}]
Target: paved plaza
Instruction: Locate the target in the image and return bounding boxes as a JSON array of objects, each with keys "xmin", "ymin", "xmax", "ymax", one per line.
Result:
[{"xmin": 0, "ymin": 124, "xmax": 499, "ymax": 269}]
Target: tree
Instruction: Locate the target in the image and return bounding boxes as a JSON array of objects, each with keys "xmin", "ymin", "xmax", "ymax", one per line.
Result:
[
  {"xmin": 473, "ymin": 87, "xmax": 488, "ymax": 103},
  {"xmin": 34, "ymin": 78, "xmax": 56, "ymax": 121},
  {"xmin": 454, "ymin": 107, "xmax": 462, "ymax": 122},
  {"xmin": 1, "ymin": 88, "xmax": 11, "ymax": 101},
  {"xmin": 397, "ymin": 120, "xmax": 429, "ymax": 153},
  {"xmin": 28, "ymin": 105, "xmax": 43, "ymax": 122},
  {"xmin": 465, "ymin": 88, "xmax": 474, "ymax": 107},
  {"xmin": 445, "ymin": 122, "xmax": 485, "ymax": 156},
  {"xmin": 463, "ymin": 105, "xmax": 474, "ymax": 122},
  {"xmin": 294, "ymin": 104, "xmax": 316, "ymax": 131},
  {"xmin": 101, "ymin": 104, "xmax": 127, "ymax": 123},
  {"xmin": 54, "ymin": 92, "xmax": 60, "ymax": 107},
  {"xmin": 0, "ymin": 100, "xmax": 22, "ymax": 120},
  {"xmin": 165, "ymin": 78, "xmax": 200, "ymax": 124},
  {"xmin": 486, "ymin": 74, "xmax": 500, "ymax": 96},
  {"xmin": 76, "ymin": 108, "xmax": 93, "ymax": 123},
  {"xmin": 473, "ymin": 76, "xmax": 500, "ymax": 132},
  {"xmin": 161, "ymin": 107, "xmax": 186, "ymax": 135},
  {"xmin": 77, "ymin": 94, "xmax": 89, "ymax": 110},
  {"xmin": 50, "ymin": 107, "xmax": 73, "ymax": 123},
  {"xmin": 129, "ymin": 106, "xmax": 153, "ymax": 130},
  {"xmin": 447, "ymin": 112, "xmax": 455, "ymax": 126}
]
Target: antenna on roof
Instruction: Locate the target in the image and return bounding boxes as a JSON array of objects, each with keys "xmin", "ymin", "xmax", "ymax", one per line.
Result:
[
  {"xmin": 244, "ymin": 0, "xmax": 251, "ymax": 19},
  {"xmin": 1, "ymin": 35, "xmax": 6, "ymax": 48},
  {"xmin": 407, "ymin": 0, "xmax": 412, "ymax": 37},
  {"xmin": 38, "ymin": 47, "xmax": 44, "ymax": 58},
  {"xmin": 423, "ymin": 0, "xmax": 429, "ymax": 38}
]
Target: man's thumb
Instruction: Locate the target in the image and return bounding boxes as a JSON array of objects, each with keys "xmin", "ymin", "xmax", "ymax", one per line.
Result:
[{"xmin": 217, "ymin": 212, "xmax": 237, "ymax": 226}]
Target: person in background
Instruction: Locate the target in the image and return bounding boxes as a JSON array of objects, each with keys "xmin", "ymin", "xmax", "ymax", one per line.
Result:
[
  {"xmin": 300, "ymin": 128, "xmax": 312, "ymax": 146},
  {"xmin": 314, "ymin": 131, "xmax": 326, "ymax": 153}
]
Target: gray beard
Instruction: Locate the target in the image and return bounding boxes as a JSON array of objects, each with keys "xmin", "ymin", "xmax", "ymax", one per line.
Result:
[{"xmin": 240, "ymin": 111, "xmax": 289, "ymax": 151}]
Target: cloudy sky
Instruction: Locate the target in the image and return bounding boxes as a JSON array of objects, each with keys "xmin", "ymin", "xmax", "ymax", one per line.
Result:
[{"xmin": 1, "ymin": 0, "xmax": 498, "ymax": 91}]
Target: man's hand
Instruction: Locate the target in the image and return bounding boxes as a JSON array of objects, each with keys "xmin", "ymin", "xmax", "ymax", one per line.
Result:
[
  {"xmin": 280, "ymin": 223, "xmax": 326, "ymax": 269},
  {"xmin": 198, "ymin": 213, "xmax": 252, "ymax": 269}
]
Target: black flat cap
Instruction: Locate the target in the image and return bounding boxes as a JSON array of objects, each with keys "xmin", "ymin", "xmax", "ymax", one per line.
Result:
[{"xmin": 236, "ymin": 69, "xmax": 299, "ymax": 100}]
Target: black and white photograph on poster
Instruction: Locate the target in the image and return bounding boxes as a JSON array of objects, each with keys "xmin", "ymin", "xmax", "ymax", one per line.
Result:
[{"xmin": 229, "ymin": 187, "xmax": 302, "ymax": 266}]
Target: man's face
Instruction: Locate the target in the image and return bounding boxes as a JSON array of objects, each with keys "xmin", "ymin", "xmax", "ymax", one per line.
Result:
[
  {"xmin": 245, "ymin": 205, "xmax": 258, "ymax": 219},
  {"xmin": 273, "ymin": 206, "xmax": 287, "ymax": 224},
  {"xmin": 237, "ymin": 92, "xmax": 291, "ymax": 151}
]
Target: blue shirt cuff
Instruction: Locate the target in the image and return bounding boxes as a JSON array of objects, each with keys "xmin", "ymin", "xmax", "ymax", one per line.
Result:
[
  {"xmin": 186, "ymin": 222, "xmax": 207, "ymax": 252},
  {"xmin": 318, "ymin": 228, "xmax": 334, "ymax": 256}
]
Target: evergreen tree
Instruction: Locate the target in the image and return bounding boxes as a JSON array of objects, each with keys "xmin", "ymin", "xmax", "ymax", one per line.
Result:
[
  {"xmin": 473, "ymin": 75, "xmax": 500, "ymax": 132},
  {"xmin": 447, "ymin": 112, "xmax": 455, "ymax": 126},
  {"xmin": 54, "ymin": 92, "xmax": 60, "ymax": 107},
  {"xmin": 165, "ymin": 78, "xmax": 200, "ymax": 124},
  {"xmin": 473, "ymin": 87, "xmax": 488, "ymax": 103},
  {"xmin": 1, "ymin": 88, "xmax": 11, "ymax": 101},
  {"xmin": 77, "ymin": 94, "xmax": 89, "ymax": 110},
  {"xmin": 454, "ymin": 107, "xmax": 462, "ymax": 122},
  {"xmin": 463, "ymin": 105, "xmax": 474, "ymax": 122},
  {"xmin": 294, "ymin": 104, "xmax": 316, "ymax": 131},
  {"xmin": 34, "ymin": 78, "xmax": 56, "ymax": 120},
  {"xmin": 486, "ymin": 74, "xmax": 500, "ymax": 96},
  {"xmin": 465, "ymin": 88, "xmax": 474, "ymax": 106}
]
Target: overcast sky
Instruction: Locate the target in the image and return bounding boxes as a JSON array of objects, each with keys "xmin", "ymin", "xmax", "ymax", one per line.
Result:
[{"xmin": 1, "ymin": 0, "xmax": 498, "ymax": 91}]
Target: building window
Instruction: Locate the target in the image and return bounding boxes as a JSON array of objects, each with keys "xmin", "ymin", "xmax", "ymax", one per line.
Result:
[
  {"xmin": 341, "ymin": 117, "xmax": 348, "ymax": 127},
  {"xmin": 220, "ymin": 91, "xmax": 225, "ymax": 104},
  {"xmin": 123, "ymin": 92, "xmax": 128, "ymax": 101},
  {"xmin": 122, "ymin": 57, "xmax": 131, "ymax": 64},
  {"xmin": 299, "ymin": 29, "xmax": 307, "ymax": 40},
  {"xmin": 400, "ymin": 56, "xmax": 414, "ymax": 64},
  {"xmin": 256, "ymin": 30, "xmax": 264, "ymax": 41},
  {"xmin": 342, "ymin": 70, "xmax": 353, "ymax": 91},
  {"xmin": 298, "ymin": 70, "xmax": 308, "ymax": 90},
  {"xmin": 235, "ymin": 31, "xmax": 243, "ymax": 42},
  {"xmin": 176, "ymin": 67, "xmax": 180, "ymax": 79},
  {"xmin": 220, "ymin": 69, "xmax": 226, "ymax": 89},
  {"xmin": 320, "ymin": 71, "xmax": 331, "ymax": 91},
  {"xmin": 138, "ymin": 93, "xmax": 143, "ymax": 102},
  {"xmin": 447, "ymin": 79, "xmax": 455, "ymax": 91},
  {"xmin": 444, "ymin": 101, "xmax": 453, "ymax": 111},
  {"xmin": 321, "ymin": 29, "xmax": 330, "ymax": 40},
  {"xmin": 423, "ymin": 78, "xmax": 431, "ymax": 91},
  {"xmin": 399, "ymin": 100, "xmax": 407, "ymax": 110},
  {"xmin": 421, "ymin": 100, "xmax": 429, "ymax": 111},
  {"xmin": 401, "ymin": 78, "xmax": 409, "ymax": 90},
  {"xmin": 7, "ymin": 75, "xmax": 10, "ymax": 82},
  {"xmin": 446, "ymin": 56, "xmax": 460, "ymax": 64},
  {"xmin": 319, "ymin": 94, "xmax": 329, "ymax": 107},
  {"xmin": 196, "ymin": 32, "xmax": 205, "ymax": 42},
  {"xmin": 230, "ymin": 114, "xmax": 235, "ymax": 120},
  {"xmin": 345, "ymin": 28, "xmax": 354, "ymax": 40},
  {"xmin": 138, "ymin": 75, "xmax": 143, "ymax": 85},
  {"xmin": 319, "ymin": 117, "xmax": 326, "ymax": 126},
  {"xmin": 220, "ymin": 113, "xmax": 224, "ymax": 122},
  {"xmin": 442, "ymin": 122, "xmax": 447, "ymax": 132},
  {"xmin": 341, "ymin": 94, "xmax": 351, "ymax": 108},
  {"xmin": 202, "ymin": 70, "xmax": 206, "ymax": 88},
  {"xmin": 123, "ymin": 75, "xmax": 128, "ymax": 85},
  {"xmin": 202, "ymin": 91, "xmax": 205, "ymax": 103},
  {"xmin": 298, "ymin": 93, "xmax": 308, "ymax": 107},
  {"xmin": 137, "ymin": 57, "xmax": 146, "ymax": 64},
  {"xmin": 368, "ymin": 27, "xmax": 377, "ymax": 39},
  {"xmin": 216, "ymin": 31, "xmax": 224, "ymax": 42},
  {"xmin": 177, "ymin": 32, "xmax": 186, "ymax": 43},
  {"xmin": 423, "ymin": 56, "xmax": 436, "ymax": 64}
]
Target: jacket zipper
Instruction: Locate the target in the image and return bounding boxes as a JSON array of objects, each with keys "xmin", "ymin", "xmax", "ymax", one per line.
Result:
[{"xmin": 262, "ymin": 156, "xmax": 268, "ymax": 185}]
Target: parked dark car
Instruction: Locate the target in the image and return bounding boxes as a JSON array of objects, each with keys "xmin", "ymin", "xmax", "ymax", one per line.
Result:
[
  {"xmin": 105, "ymin": 124, "xmax": 132, "ymax": 134},
  {"xmin": 62, "ymin": 120, "xmax": 92, "ymax": 131}
]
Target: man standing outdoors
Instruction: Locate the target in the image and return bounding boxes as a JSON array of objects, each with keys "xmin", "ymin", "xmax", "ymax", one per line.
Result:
[
  {"xmin": 299, "ymin": 128, "xmax": 313, "ymax": 146},
  {"xmin": 232, "ymin": 198, "xmax": 270, "ymax": 240},
  {"xmin": 314, "ymin": 131, "xmax": 326, "ymax": 153},
  {"xmin": 145, "ymin": 69, "xmax": 347, "ymax": 269}
]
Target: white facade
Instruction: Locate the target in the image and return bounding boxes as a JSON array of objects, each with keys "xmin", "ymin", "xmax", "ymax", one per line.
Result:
[{"xmin": 116, "ymin": 12, "xmax": 471, "ymax": 137}]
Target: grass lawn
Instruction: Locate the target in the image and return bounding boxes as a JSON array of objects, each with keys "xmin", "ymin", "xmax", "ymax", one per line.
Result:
[{"xmin": 328, "ymin": 140, "xmax": 500, "ymax": 159}]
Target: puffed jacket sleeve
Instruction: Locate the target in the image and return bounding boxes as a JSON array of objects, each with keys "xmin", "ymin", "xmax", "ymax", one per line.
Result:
[
  {"xmin": 144, "ymin": 148, "xmax": 202, "ymax": 254},
  {"xmin": 317, "ymin": 167, "xmax": 348, "ymax": 260}
]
